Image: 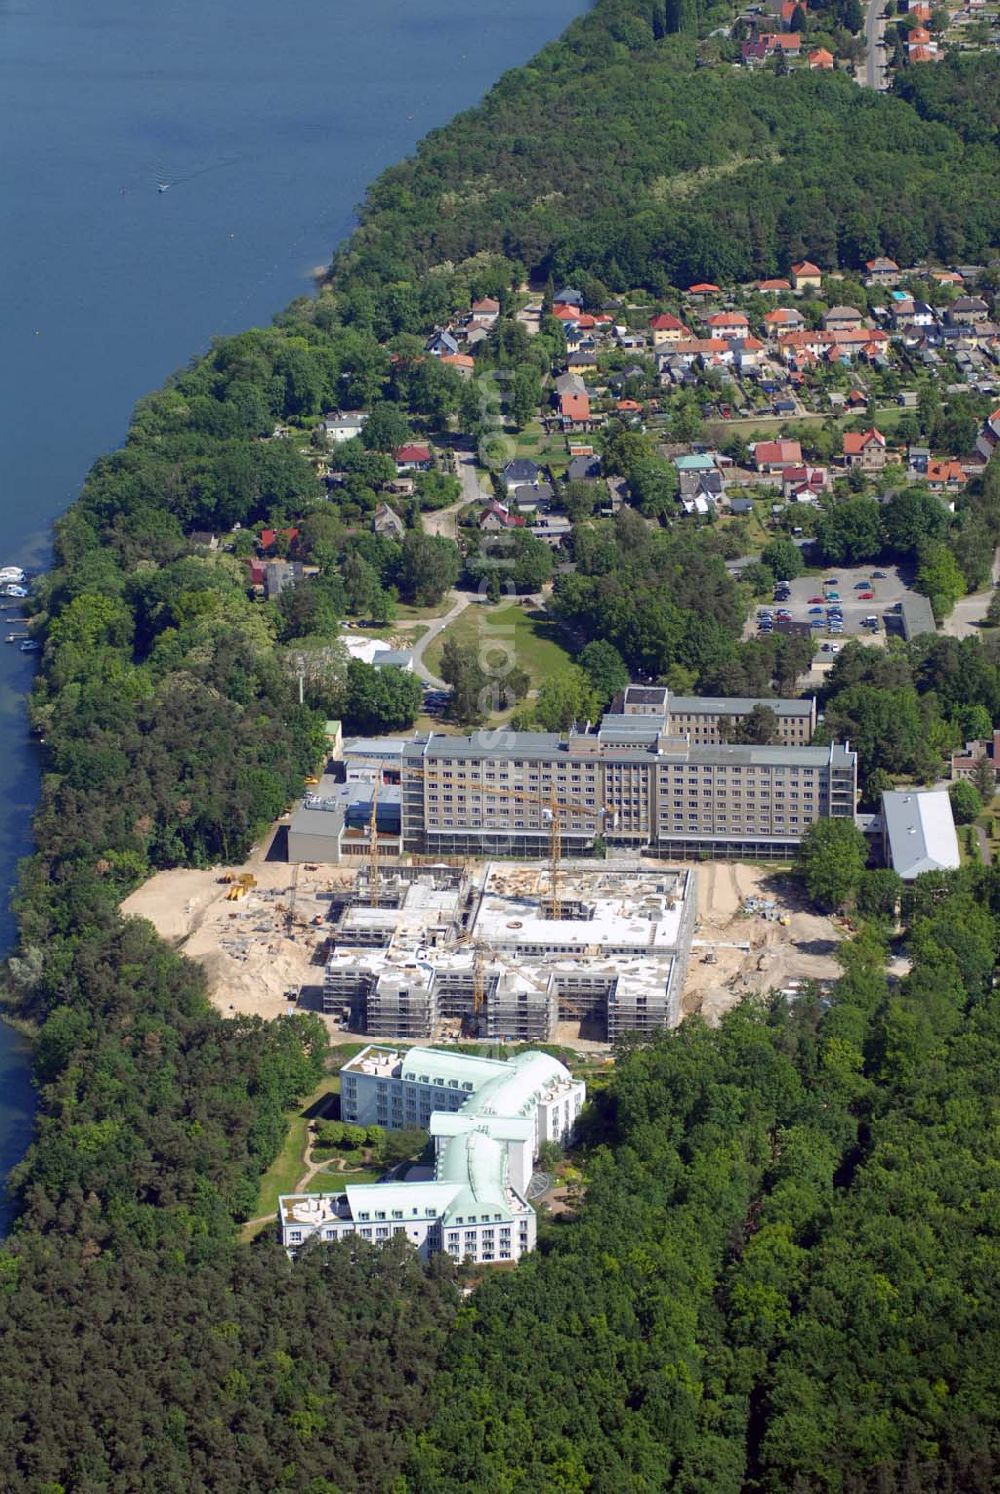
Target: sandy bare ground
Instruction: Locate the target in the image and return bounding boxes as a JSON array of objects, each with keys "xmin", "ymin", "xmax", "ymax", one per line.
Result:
[
  {"xmin": 681, "ymin": 861, "xmax": 845, "ymax": 1024},
  {"xmin": 122, "ymin": 845, "xmax": 845, "ymax": 1039},
  {"xmin": 120, "ymin": 837, "xmax": 357, "ymax": 1024}
]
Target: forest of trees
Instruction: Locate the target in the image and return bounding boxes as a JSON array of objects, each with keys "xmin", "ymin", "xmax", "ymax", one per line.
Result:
[
  {"xmin": 0, "ymin": 0, "xmax": 998, "ymax": 1484},
  {"xmin": 408, "ymin": 867, "xmax": 1000, "ymax": 1491}
]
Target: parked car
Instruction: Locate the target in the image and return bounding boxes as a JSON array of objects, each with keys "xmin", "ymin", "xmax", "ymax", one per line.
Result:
[
  {"xmin": 808, "ymin": 596, "xmax": 825, "ymax": 604},
  {"xmin": 858, "ymin": 591, "xmax": 873, "ymax": 600},
  {"xmin": 826, "ymin": 591, "xmax": 841, "ymax": 601},
  {"xmin": 873, "ymin": 569, "xmax": 887, "ymax": 578},
  {"xmin": 811, "ymin": 618, "xmax": 825, "ymax": 628},
  {"xmin": 808, "ymin": 606, "xmax": 823, "ymax": 614},
  {"xmin": 854, "ymin": 580, "xmax": 871, "ymax": 589},
  {"xmin": 825, "ymin": 577, "xmax": 839, "ymax": 586}
]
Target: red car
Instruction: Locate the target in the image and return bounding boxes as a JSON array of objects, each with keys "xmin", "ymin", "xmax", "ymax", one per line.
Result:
[
  {"xmin": 808, "ymin": 596, "xmax": 825, "ymax": 604},
  {"xmin": 858, "ymin": 591, "xmax": 873, "ymax": 600}
]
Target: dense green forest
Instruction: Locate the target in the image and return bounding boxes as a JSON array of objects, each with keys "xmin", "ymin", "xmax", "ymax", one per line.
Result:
[
  {"xmin": 336, "ymin": 35, "xmax": 999, "ymax": 293},
  {"xmin": 0, "ymin": 0, "xmax": 998, "ymax": 1484},
  {"xmin": 409, "ymin": 872, "xmax": 1000, "ymax": 1491}
]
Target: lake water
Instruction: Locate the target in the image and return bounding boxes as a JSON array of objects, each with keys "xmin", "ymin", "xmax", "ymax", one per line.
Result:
[{"xmin": 0, "ymin": 0, "xmax": 585, "ymax": 1228}]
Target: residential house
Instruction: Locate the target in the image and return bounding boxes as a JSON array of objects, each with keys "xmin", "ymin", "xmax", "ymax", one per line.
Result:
[
  {"xmin": 756, "ymin": 278, "xmax": 792, "ymax": 293},
  {"xmin": 440, "ymin": 353, "xmax": 476, "ymax": 379},
  {"xmin": 686, "ymin": 282, "xmax": 721, "ymax": 299},
  {"xmin": 705, "ymin": 310, "xmax": 749, "ymax": 338},
  {"xmin": 649, "ymin": 312, "xmax": 691, "ymax": 345},
  {"xmin": 728, "ymin": 497, "xmax": 754, "ymax": 516},
  {"xmin": 892, "ymin": 298, "xmax": 936, "ymax": 331},
  {"xmin": 974, "ymin": 408, "xmax": 1000, "ymax": 462},
  {"xmin": 842, "ymin": 427, "xmax": 887, "ymax": 470},
  {"xmin": 790, "ymin": 260, "xmax": 823, "ymax": 291},
  {"xmin": 763, "ymin": 306, "xmax": 805, "ymax": 333},
  {"xmin": 865, "ymin": 256, "xmax": 900, "ymax": 284},
  {"xmin": 479, "ymin": 501, "xmax": 525, "ymax": 532},
  {"xmin": 502, "ymin": 458, "xmax": 541, "ymax": 493},
  {"xmin": 189, "ymin": 531, "xmax": 219, "ymax": 551},
  {"xmin": 907, "ymin": 445, "xmax": 931, "ymax": 477},
  {"xmin": 372, "ymin": 503, "xmax": 405, "ymax": 539},
  {"xmin": 671, "ymin": 337, "xmax": 733, "ymax": 367},
  {"xmin": 395, "ymin": 443, "xmax": 433, "ymax": 473},
  {"xmin": 425, "ymin": 329, "xmax": 459, "ymax": 357},
  {"xmin": 808, "ymin": 46, "xmax": 835, "ymax": 67},
  {"xmin": 926, "ymin": 460, "xmax": 967, "ymax": 492},
  {"xmin": 822, "ymin": 305, "xmax": 865, "ymax": 332},
  {"xmin": 731, "ymin": 336, "xmax": 766, "ymax": 372},
  {"xmin": 513, "ymin": 483, "xmax": 553, "ymax": 514},
  {"xmin": 554, "ymin": 371, "xmax": 587, "ymax": 399},
  {"xmin": 554, "ymin": 286, "xmax": 583, "ymax": 308},
  {"xmin": 743, "ymin": 31, "xmax": 801, "ymax": 62},
  {"xmin": 559, "ymin": 390, "xmax": 592, "ymax": 427},
  {"xmin": 531, "ymin": 514, "xmax": 572, "ymax": 547},
  {"xmin": 323, "ymin": 410, "xmax": 368, "ymax": 444},
  {"xmin": 781, "ymin": 464, "xmax": 829, "ymax": 500},
  {"xmin": 260, "ymin": 527, "xmax": 300, "ymax": 553},
  {"xmin": 469, "ymin": 297, "xmax": 500, "ymax": 327},
  {"xmin": 567, "ymin": 453, "xmax": 602, "ymax": 483},
  {"xmin": 906, "ymin": 25, "xmax": 937, "ymax": 54},
  {"xmin": 679, "ymin": 468, "xmax": 726, "ymax": 510},
  {"xmin": 372, "ymin": 649, "xmax": 414, "ymax": 672},
  {"xmin": 753, "ymin": 438, "xmax": 803, "ymax": 472},
  {"xmin": 948, "ymin": 296, "xmax": 990, "ymax": 325},
  {"xmin": 951, "ymin": 729, "xmax": 1000, "ymax": 782},
  {"xmin": 567, "ymin": 349, "xmax": 599, "ymax": 375}
]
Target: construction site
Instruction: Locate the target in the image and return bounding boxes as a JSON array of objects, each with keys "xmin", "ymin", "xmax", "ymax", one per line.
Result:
[
  {"xmin": 121, "ymin": 781, "xmax": 845, "ymax": 1046},
  {"xmin": 322, "ymin": 859, "xmax": 697, "ymax": 1044}
]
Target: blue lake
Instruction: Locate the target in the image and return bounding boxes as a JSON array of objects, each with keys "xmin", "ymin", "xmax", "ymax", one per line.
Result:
[{"xmin": 0, "ymin": 0, "xmax": 586, "ymax": 1228}]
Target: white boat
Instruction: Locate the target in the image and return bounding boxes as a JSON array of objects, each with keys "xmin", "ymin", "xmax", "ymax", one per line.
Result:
[
  {"xmin": 2, "ymin": 585, "xmax": 28, "ymax": 598},
  {"xmin": 19, "ymin": 639, "xmax": 39, "ymax": 652},
  {"xmin": 0, "ymin": 567, "xmax": 26, "ymax": 584},
  {"xmin": 158, "ymin": 182, "xmax": 171, "ymax": 193}
]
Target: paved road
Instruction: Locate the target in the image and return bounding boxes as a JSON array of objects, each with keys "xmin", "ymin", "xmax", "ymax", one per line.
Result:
[
  {"xmin": 942, "ymin": 547, "xmax": 1000, "ymax": 638},
  {"xmin": 409, "ymin": 591, "xmax": 471, "ymax": 687},
  {"xmin": 860, "ymin": 0, "xmax": 887, "ymax": 89},
  {"xmin": 422, "ymin": 449, "xmax": 487, "ymax": 544}
]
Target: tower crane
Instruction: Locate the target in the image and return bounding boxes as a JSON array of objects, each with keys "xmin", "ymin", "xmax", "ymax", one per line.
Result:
[{"xmin": 370, "ymin": 763, "xmax": 603, "ymax": 921}]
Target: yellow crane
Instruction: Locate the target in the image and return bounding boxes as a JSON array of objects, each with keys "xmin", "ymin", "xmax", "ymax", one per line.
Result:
[
  {"xmin": 368, "ymin": 775, "xmax": 381, "ymax": 908},
  {"xmin": 366, "ymin": 765, "xmax": 602, "ymax": 921}
]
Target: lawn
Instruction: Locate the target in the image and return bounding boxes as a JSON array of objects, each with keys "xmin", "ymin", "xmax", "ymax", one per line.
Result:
[
  {"xmin": 252, "ymin": 1046, "xmax": 368, "ymax": 1220},
  {"xmin": 424, "ymin": 603, "xmax": 574, "ymax": 688}
]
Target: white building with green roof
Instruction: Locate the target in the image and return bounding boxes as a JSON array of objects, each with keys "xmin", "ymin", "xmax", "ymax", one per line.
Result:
[{"xmin": 279, "ymin": 1044, "xmax": 585, "ymax": 1264}]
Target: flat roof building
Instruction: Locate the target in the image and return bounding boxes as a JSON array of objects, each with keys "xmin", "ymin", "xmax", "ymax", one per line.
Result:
[
  {"xmin": 401, "ymin": 714, "xmax": 855, "ymax": 862},
  {"xmin": 322, "ymin": 861, "xmax": 696, "ymax": 1043},
  {"xmin": 882, "ymin": 789, "xmax": 960, "ymax": 880}
]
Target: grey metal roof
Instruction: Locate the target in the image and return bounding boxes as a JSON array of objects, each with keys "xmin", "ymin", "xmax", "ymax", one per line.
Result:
[
  {"xmin": 882, "ymin": 789, "xmax": 960, "ymax": 880},
  {"xmin": 669, "ymin": 694, "xmax": 814, "ymax": 718},
  {"xmin": 402, "ymin": 726, "xmax": 852, "ymax": 769},
  {"xmin": 899, "ymin": 594, "xmax": 936, "ymax": 640}
]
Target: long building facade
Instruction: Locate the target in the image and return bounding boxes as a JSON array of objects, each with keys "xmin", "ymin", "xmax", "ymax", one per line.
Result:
[
  {"xmin": 279, "ymin": 1045, "xmax": 585, "ymax": 1263},
  {"xmin": 400, "ymin": 712, "xmax": 856, "ymax": 861}
]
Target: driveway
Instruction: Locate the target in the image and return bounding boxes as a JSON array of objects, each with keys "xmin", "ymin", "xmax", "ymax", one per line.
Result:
[
  {"xmin": 410, "ymin": 591, "xmax": 471, "ymax": 687},
  {"xmin": 942, "ymin": 547, "xmax": 1000, "ymax": 638}
]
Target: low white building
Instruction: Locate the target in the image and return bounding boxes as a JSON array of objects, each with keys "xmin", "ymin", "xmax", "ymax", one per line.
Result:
[
  {"xmin": 279, "ymin": 1045, "xmax": 585, "ymax": 1263},
  {"xmin": 881, "ymin": 789, "xmax": 960, "ymax": 880}
]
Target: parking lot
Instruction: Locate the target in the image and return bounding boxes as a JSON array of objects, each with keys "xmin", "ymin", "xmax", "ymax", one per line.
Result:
[{"xmin": 755, "ymin": 564, "xmax": 916, "ymax": 651}]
